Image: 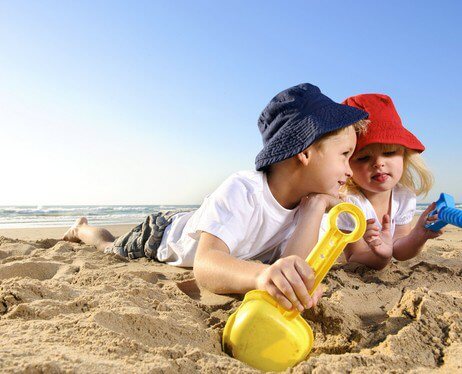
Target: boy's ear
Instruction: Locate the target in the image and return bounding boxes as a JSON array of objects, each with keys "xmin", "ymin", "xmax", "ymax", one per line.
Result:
[{"xmin": 296, "ymin": 148, "xmax": 311, "ymax": 166}]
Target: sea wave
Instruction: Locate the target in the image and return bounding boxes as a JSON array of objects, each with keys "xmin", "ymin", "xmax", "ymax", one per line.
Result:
[{"xmin": 0, "ymin": 205, "xmax": 199, "ymax": 228}]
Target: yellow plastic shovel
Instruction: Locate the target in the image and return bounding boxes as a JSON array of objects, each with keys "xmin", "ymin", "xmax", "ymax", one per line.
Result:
[{"xmin": 222, "ymin": 202, "xmax": 366, "ymax": 371}]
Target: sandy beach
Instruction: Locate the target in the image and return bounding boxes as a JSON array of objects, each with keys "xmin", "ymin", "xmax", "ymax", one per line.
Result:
[
  {"xmin": 1, "ymin": 221, "xmax": 461, "ymax": 373},
  {"xmin": 0, "ymin": 224, "xmax": 135, "ymax": 242}
]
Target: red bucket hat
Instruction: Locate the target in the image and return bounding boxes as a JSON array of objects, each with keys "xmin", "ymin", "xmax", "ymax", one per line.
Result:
[{"xmin": 342, "ymin": 93, "xmax": 425, "ymax": 153}]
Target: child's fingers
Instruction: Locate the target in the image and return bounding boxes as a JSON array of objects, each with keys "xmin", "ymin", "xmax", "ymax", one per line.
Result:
[
  {"xmin": 365, "ymin": 226, "xmax": 380, "ymax": 234},
  {"xmin": 266, "ymin": 283, "xmax": 293, "ymax": 311},
  {"xmin": 426, "ymin": 214, "xmax": 438, "ymax": 224},
  {"xmin": 311, "ymin": 285, "xmax": 324, "ymax": 305},
  {"xmin": 365, "ymin": 237, "xmax": 380, "ymax": 246},
  {"xmin": 366, "ymin": 226, "xmax": 380, "ymax": 234},
  {"xmin": 364, "ymin": 231, "xmax": 380, "ymax": 243},
  {"xmin": 381, "ymin": 214, "xmax": 391, "ymax": 232},
  {"xmin": 368, "ymin": 238, "xmax": 382, "ymax": 248},
  {"xmin": 427, "ymin": 229, "xmax": 443, "ymax": 239},
  {"xmin": 271, "ymin": 273, "xmax": 304, "ymax": 312},
  {"xmin": 282, "ymin": 267, "xmax": 312, "ymax": 310},
  {"xmin": 418, "ymin": 202, "xmax": 437, "ymax": 225},
  {"xmin": 294, "ymin": 260, "xmax": 316, "ymax": 292}
]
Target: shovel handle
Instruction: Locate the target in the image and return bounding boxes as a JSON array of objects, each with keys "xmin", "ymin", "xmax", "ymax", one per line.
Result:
[{"xmin": 305, "ymin": 203, "xmax": 366, "ymax": 295}]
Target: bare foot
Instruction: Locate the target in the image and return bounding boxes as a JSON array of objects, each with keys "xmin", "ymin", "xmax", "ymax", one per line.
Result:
[{"xmin": 62, "ymin": 217, "xmax": 88, "ymax": 243}]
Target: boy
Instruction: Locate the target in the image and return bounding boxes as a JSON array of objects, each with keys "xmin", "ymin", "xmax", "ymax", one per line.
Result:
[{"xmin": 63, "ymin": 83, "xmax": 368, "ymax": 312}]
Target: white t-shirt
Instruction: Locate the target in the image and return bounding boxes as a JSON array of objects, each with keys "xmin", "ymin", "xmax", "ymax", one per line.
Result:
[
  {"xmin": 156, "ymin": 170, "xmax": 300, "ymax": 267},
  {"xmin": 320, "ymin": 185, "xmax": 416, "ymax": 238}
]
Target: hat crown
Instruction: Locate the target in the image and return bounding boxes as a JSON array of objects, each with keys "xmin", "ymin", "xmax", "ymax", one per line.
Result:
[
  {"xmin": 342, "ymin": 93, "xmax": 425, "ymax": 153},
  {"xmin": 258, "ymin": 83, "xmax": 334, "ymax": 144},
  {"xmin": 343, "ymin": 93, "xmax": 402, "ymax": 127},
  {"xmin": 254, "ymin": 83, "xmax": 369, "ymax": 171}
]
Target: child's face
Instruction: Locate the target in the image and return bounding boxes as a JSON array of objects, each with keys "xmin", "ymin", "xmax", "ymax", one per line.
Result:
[
  {"xmin": 304, "ymin": 126, "xmax": 356, "ymax": 197},
  {"xmin": 349, "ymin": 144, "xmax": 404, "ymax": 194}
]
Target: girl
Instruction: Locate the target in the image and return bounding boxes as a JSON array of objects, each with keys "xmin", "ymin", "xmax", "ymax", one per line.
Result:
[{"xmin": 339, "ymin": 93, "xmax": 443, "ymax": 270}]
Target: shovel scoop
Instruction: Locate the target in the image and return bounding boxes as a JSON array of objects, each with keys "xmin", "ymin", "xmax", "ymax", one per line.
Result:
[{"xmin": 222, "ymin": 202, "xmax": 366, "ymax": 371}]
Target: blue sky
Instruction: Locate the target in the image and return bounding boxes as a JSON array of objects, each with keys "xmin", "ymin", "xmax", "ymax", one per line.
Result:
[{"xmin": 1, "ymin": 1, "xmax": 461, "ymax": 205}]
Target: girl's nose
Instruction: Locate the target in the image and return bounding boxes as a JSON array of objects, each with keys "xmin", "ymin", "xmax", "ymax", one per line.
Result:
[{"xmin": 373, "ymin": 157, "xmax": 385, "ymax": 168}]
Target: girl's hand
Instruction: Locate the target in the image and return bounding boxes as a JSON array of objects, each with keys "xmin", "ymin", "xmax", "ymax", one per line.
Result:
[
  {"xmin": 255, "ymin": 255, "xmax": 322, "ymax": 312},
  {"xmin": 412, "ymin": 202, "xmax": 444, "ymax": 240},
  {"xmin": 364, "ymin": 215, "xmax": 393, "ymax": 259}
]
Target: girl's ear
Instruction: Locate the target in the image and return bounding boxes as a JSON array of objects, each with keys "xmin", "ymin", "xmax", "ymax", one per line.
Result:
[{"xmin": 296, "ymin": 148, "xmax": 311, "ymax": 166}]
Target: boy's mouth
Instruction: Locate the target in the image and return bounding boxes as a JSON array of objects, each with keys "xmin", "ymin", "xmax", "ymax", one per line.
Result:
[
  {"xmin": 338, "ymin": 180, "xmax": 346, "ymax": 186},
  {"xmin": 372, "ymin": 173, "xmax": 390, "ymax": 183}
]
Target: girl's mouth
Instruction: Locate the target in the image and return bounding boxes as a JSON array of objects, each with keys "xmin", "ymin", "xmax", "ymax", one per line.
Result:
[{"xmin": 372, "ymin": 173, "xmax": 390, "ymax": 183}]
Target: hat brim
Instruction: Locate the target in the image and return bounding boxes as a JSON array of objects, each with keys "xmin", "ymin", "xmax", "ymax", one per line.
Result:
[
  {"xmin": 355, "ymin": 126, "xmax": 425, "ymax": 153},
  {"xmin": 255, "ymin": 103, "xmax": 368, "ymax": 171}
]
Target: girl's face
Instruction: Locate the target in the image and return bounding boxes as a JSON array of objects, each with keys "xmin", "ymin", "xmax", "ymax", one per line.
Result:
[{"xmin": 349, "ymin": 144, "xmax": 405, "ymax": 194}]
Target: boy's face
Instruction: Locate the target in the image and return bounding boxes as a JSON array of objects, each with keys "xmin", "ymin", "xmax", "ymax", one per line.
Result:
[{"xmin": 303, "ymin": 127, "xmax": 356, "ymax": 197}]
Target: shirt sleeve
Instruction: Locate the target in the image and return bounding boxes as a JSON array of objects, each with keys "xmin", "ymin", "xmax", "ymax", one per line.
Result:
[
  {"xmin": 190, "ymin": 176, "xmax": 255, "ymax": 253},
  {"xmin": 395, "ymin": 189, "xmax": 417, "ymax": 225}
]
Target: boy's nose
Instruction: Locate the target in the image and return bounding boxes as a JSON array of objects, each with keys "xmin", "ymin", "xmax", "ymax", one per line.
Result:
[{"xmin": 346, "ymin": 164, "xmax": 353, "ymax": 177}]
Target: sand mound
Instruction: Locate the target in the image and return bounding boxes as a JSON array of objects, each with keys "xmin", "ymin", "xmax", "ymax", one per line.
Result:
[{"xmin": 1, "ymin": 226, "xmax": 461, "ymax": 373}]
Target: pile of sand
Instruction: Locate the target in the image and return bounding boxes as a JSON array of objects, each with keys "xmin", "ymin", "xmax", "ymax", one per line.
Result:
[{"xmin": 1, "ymin": 226, "xmax": 461, "ymax": 373}]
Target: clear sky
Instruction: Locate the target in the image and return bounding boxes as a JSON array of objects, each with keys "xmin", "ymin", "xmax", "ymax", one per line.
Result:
[{"xmin": 1, "ymin": 0, "xmax": 461, "ymax": 205}]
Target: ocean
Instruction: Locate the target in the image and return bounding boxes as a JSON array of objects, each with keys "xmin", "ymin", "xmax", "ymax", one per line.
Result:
[
  {"xmin": 0, "ymin": 203, "xmax": 459, "ymax": 229},
  {"xmin": 0, "ymin": 205, "xmax": 199, "ymax": 229}
]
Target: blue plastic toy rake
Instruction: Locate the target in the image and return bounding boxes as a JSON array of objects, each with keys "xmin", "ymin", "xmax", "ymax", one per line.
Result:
[{"xmin": 425, "ymin": 193, "xmax": 462, "ymax": 232}]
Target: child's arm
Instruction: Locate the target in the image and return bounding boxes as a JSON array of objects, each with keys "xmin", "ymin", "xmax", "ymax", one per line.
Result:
[
  {"xmin": 343, "ymin": 216, "xmax": 393, "ymax": 270},
  {"xmin": 281, "ymin": 194, "xmax": 341, "ymax": 259},
  {"xmin": 392, "ymin": 203, "xmax": 443, "ymax": 261},
  {"xmin": 193, "ymin": 232, "xmax": 322, "ymax": 312},
  {"xmin": 344, "ymin": 242, "xmax": 392, "ymax": 270}
]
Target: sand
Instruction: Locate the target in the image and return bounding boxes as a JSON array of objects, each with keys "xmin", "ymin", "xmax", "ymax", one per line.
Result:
[
  {"xmin": 0, "ymin": 224, "xmax": 134, "ymax": 241},
  {"xmin": 0, "ymin": 222, "xmax": 461, "ymax": 373}
]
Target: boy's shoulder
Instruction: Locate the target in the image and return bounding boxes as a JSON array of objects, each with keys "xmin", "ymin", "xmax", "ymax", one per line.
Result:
[
  {"xmin": 219, "ymin": 170, "xmax": 264, "ymax": 193},
  {"xmin": 204, "ymin": 170, "xmax": 266, "ymax": 210}
]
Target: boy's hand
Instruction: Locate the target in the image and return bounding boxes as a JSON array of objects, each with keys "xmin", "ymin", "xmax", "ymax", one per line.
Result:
[
  {"xmin": 301, "ymin": 193, "xmax": 342, "ymax": 214},
  {"xmin": 255, "ymin": 255, "xmax": 322, "ymax": 312},
  {"xmin": 411, "ymin": 202, "xmax": 444, "ymax": 240},
  {"xmin": 364, "ymin": 215, "xmax": 393, "ymax": 259}
]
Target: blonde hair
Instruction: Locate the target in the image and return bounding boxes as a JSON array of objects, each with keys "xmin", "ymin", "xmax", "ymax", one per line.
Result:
[{"xmin": 344, "ymin": 143, "xmax": 434, "ymax": 197}]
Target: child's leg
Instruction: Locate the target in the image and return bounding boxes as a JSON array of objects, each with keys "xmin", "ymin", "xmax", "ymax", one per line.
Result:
[{"xmin": 63, "ymin": 217, "xmax": 115, "ymax": 252}]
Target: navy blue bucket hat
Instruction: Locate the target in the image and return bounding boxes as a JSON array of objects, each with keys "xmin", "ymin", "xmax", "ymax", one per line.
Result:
[{"xmin": 255, "ymin": 83, "xmax": 368, "ymax": 171}]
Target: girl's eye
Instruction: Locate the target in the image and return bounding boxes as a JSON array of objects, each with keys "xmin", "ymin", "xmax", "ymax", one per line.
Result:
[
  {"xmin": 384, "ymin": 151, "xmax": 396, "ymax": 156},
  {"xmin": 355, "ymin": 156, "xmax": 370, "ymax": 162}
]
